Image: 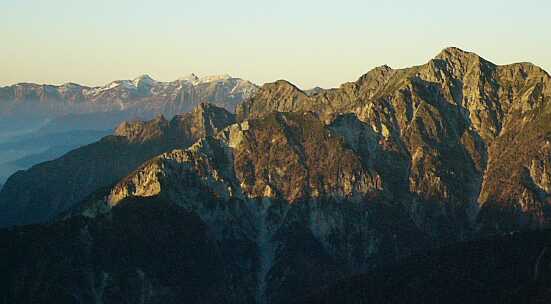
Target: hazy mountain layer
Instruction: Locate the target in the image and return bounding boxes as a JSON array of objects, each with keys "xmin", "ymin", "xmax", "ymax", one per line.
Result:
[
  {"xmin": 0, "ymin": 129, "xmax": 111, "ymax": 186},
  {"xmin": 0, "ymin": 74, "xmax": 257, "ymax": 118}
]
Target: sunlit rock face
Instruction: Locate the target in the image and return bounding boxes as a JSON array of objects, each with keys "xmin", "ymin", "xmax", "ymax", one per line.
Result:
[{"xmin": 98, "ymin": 111, "xmax": 415, "ymax": 304}]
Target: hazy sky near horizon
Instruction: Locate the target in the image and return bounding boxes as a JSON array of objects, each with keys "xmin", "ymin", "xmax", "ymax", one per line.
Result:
[{"xmin": 2, "ymin": 0, "xmax": 550, "ymax": 89}]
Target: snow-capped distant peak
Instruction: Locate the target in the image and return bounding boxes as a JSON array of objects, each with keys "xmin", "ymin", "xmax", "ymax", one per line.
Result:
[
  {"xmin": 60, "ymin": 82, "xmax": 81, "ymax": 88},
  {"xmin": 178, "ymin": 73, "xmax": 200, "ymax": 83},
  {"xmin": 177, "ymin": 74, "xmax": 233, "ymax": 85},
  {"xmin": 108, "ymin": 81, "xmax": 124, "ymax": 89},
  {"xmin": 86, "ymin": 79, "xmax": 134, "ymax": 95},
  {"xmin": 132, "ymin": 74, "xmax": 156, "ymax": 87},
  {"xmin": 198, "ymin": 74, "xmax": 232, "ymax": 84},
  {"xmin": 80, "ymin": 73, "xmax": 246, "ymax": 97}
]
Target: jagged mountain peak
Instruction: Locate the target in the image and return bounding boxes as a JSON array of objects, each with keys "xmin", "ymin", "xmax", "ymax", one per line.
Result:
[
  {"xmin": 505, "ymin": 61, "xmax": 551, "ymax": 80},
  {"xmin": 356, "ymin": 64, "xmax": 395, "ymax": 85},
  {"xmin": 178, "ymin": 73, "xmax": 200, "ymax": 83},
  {"xmin": 271, "ymin": 79, "xmax": 304, "ymax": 90},
  {"xmin": 235, "ymin": 80, "xmax": 309, "ymax": 120},
  {"xmin": 256, "ymin": 80, "xmax": 308, "ymax": 97},
  {"xmin": 435, "ymin": 46, "xmax": 479, "ymax": 61},
  {"xmin": 132, "ymin": 74, "xmax": 156, "ymax": 86},
  {"xmin": 133, "ymin": 74, "xmax": 155, "ymax": 81},
  {"xmin": 114, "ymin": 114, "xmax": 169, "ymax": 143},
  {"xmin": 431, "ymin": 46, "xmax": 495, "ymax": 75},
  {"xmin": 177, "ymin": 74, "xmax": 235, "ymax": 85},
  {"xmin": 113, "ymin": 103, "xmax": 234, "ymax": 144},
  {"xmin": 199, "ymin": 74, "xmax": 233, "ymax": 83},
  {"xmin": 369, "ymin": 64, "xmax": 393, "ymax": 73},
  {"xmin": 187, "ymin": 102, "xmax": 237, "ymax": 130}
]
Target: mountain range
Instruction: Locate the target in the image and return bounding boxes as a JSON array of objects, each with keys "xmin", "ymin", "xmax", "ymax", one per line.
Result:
[
  {"xmin": 1, "ymin": 47, "xmax": 551, "ymax": 303},
  {"xmin": 0, "ymin": 73, "xmax": 256, "ymax": 119}
]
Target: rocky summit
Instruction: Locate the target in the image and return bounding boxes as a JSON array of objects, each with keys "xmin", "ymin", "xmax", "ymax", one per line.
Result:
[
  {"xmin": 1, "ymin": 48, "xmax": 551, "ymax": 303},
  {"xmin": 238, "ymin": 47, "xmax": 551, "ymax": 231}
]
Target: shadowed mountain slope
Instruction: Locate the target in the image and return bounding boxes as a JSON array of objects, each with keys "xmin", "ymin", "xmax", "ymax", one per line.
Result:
[{"xmin": 300, "ymin": 229, "xmax": 551, "ymax": 304}]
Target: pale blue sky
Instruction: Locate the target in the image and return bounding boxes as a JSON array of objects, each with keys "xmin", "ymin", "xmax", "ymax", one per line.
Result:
[{"xmin": 1, "ymin": 0, "xmax": 550, "ymax": 89}]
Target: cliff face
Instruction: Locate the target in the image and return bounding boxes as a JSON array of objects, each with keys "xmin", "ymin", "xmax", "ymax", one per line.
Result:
[
  {"xmin": 96, "ymin": 112, "xmax": 446, "ymax": 303},
  {"xmin": 108, "ymin": 112, "xmax": 383, "ymax": 205},
  {"xmin": 0, "ymin": 104, "xmax": 235, "ymax": 227}
]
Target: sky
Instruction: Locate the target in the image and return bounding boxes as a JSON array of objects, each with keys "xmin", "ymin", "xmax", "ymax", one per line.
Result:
[{"xmin": 1, "ymin": 0, "xmax": 550, "ymax": 89}]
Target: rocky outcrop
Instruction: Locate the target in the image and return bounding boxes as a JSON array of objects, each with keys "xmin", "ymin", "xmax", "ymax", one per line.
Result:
[
  {"xmin": 107, "ymin": 112, "xmax": 383, "ymax": 206},
  {"xmin": 0, "ymin": 104, "xmax": 236, "ymax": 227}
]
